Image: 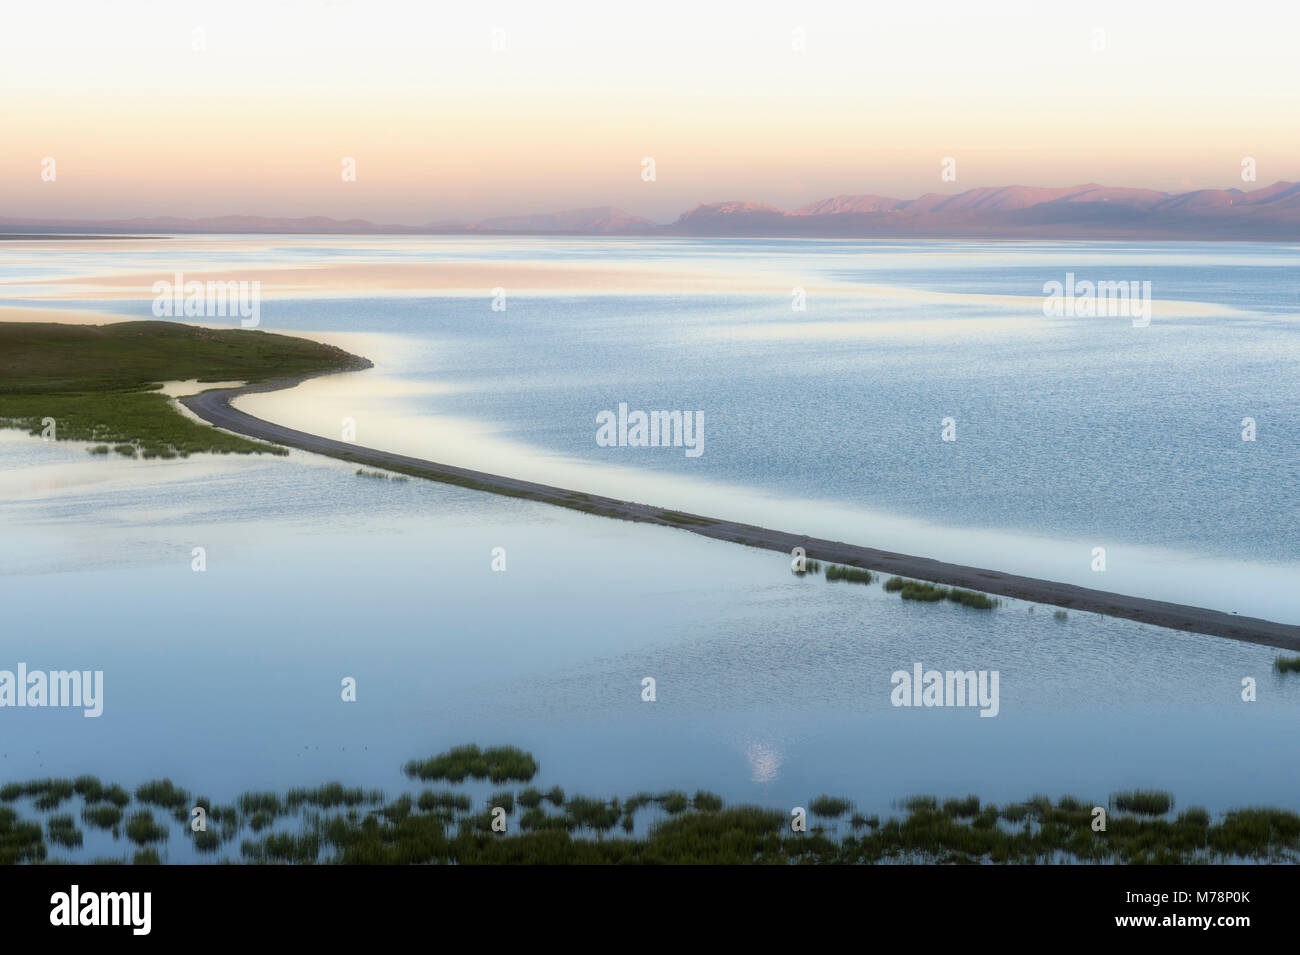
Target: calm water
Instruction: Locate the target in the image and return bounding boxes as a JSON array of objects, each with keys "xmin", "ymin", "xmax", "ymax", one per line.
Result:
[{"xmin": 1, "ymin": 237, "xmax": 1297, "ymax": 861}]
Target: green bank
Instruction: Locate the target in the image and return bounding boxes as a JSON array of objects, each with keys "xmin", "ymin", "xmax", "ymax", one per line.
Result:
[{"xmin": 0, "ymin": 320, "xmax": 369, "ymax": 458}]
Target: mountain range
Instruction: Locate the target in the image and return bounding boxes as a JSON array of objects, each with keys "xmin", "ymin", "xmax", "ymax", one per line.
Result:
[{"xmin": 6, "ymin": 183, "xmax": 1299, "ymax": 239}]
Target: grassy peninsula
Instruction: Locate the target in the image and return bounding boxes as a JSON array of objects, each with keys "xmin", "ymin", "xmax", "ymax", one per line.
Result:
[{"xmin": 0, "ymin": 321, "xmax": 369, "ymax": 458}]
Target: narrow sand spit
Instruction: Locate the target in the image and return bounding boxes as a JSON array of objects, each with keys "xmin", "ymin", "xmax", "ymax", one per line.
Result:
[{"xmin": 182, "ymin": 372, "xmax": 1300, "ymax": 653}]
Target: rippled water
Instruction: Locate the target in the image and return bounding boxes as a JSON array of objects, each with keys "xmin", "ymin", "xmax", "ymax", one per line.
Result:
[{"xmin": 1, "ymin": 237, "xmax": 1297, "ymax": 861}]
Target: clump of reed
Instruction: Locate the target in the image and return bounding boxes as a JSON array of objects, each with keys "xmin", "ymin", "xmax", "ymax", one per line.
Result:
[
  {"xmin": 825, "ymin": 564, "xmax": 873, "ymax": 584},
  {"xmin": 809, "ymin": 796, "xmax": 851, "ymax": 818},
  {"xmin": 1111, "ymin": 790, "xmax": 1174, "ymax": 816},
  {"xmin": 47, "ymin": 814, "xmax": 84, "ymax": 849},
  {"xmin": 882, "ymin": 577, "xmax": 996, "ymax": 609},
  {"xmin": 1054, "ymin": 609, "xmax": 1069, "ymax": 621},
  {"xmin": 0, "ymin": 779, "xmax": 78, "ymax": 811},
  {"xmin": 490, "ymin": 792, "xmax": 515, "ymax": 814},
  {"xmin": 82, "ymin": 805, "xmax": 123, "ymax": 830},
  {"xmin": 285, "ymin": 783, "xmax": 383, "ymax": 810},
  {"xmin": 658, "ymin": 792, "xmax": 689, "ymax": 815},
  {"xmin": 192, "ymin": 829, "xmax": 222, "ymax": 853},
  {"xmin": 565, "ymin": 796, "xmax": 620, "ymax": 831},
  {"xmin": 692, "ymin": 791, "xmax": 723, "ymax": 812},
  {"xmin": 418, "ymin": 790, "xmax": 471, "ymax": 813},
  {"xmin": 124, "ymin": 810, "xmax": 169, "ymax": 845},
  {"xmin": 403, "ymin": 744, "xmax": 538, "ymax": 784},
  {"xmin": 241, "ymin": 832, "xmax": 321, "ymax": 864},
  {"xmin": 12, "ymin": 744, "xmax": 1300, "ymax": 865},
  {"xmin": 135, "ymin": 778, "xmax": 190, "ymax": 811},
  {"xmin": 1274, "ymin": 656, "xmax": 1300, "ymax": 674}
]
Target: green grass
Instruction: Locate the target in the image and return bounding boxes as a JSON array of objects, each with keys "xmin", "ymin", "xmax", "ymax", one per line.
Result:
[
  {"xmin": 947, "ymin": 589, "xmax": 997, "ymax": 609},
  {"xmin": 809, "ymin": 796, "xmax": 851, "ymax": 818},
  {"xmin": 404, "ymin": 745, "xmax": 538, "ymax": 784},
  {"xmin": 692, "ymin": 791, "xmax": 724, "ymax": 812},
  {"xmin": 418, "ymin": 790, "xmax": 472, "ymax": 813},
  {"xmin": 1274, "ymin": 656, "xmax": 1300, "ymax": 674},
  {"xmin": 5, "ymin": 746, "xmax": 1300, "ymax": 864},
  {"xmin": 1112, "ymin": 790, "xmax": 1174, "ymax": 816},
  {"xmin": 46, "ymin": 815, "xmax": 84, "ymax": 849},
  {"xmin": 795, "ymin": 558, "xmax": 822, "ymax": 575},
  {"xmin": 0, "ymin": 321, "xmax": 368, "ymax": 457},
  {"xmin": 81, "ymin": 805, "xmax": 123, "ymax": 830},
  {"xmin": 356, "ymin": 468, "xmax": 408, "ymax": 482},
  {"xmin": 124, "ymin": 810, "xmax": 169, "ymax": 846},
  {"xmin": 882, "ymin": 576, "xmax": 996, "ymax": 609},
  {"xmin": 825, "ymin": 564, "xmax": 872, "ymax": 584},
  {"xmin": 135, "ymin": 778, "xmax": 190, "ymax": 811},
  {"xmin": 489, "ymin": 791, "xmax": 515, "ymax": 814}
]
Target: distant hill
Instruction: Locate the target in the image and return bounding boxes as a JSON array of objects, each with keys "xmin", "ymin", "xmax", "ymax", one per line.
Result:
[
  {"xmin": 662, "ymin": 182, "xmax": 1300, "ymax": 239},
  {"xmin": 5, "ymin": 182, "xmax": 1298, "ymax": 239}
]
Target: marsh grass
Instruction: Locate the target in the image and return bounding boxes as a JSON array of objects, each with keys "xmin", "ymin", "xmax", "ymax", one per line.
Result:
[
  {"xmin": 659, "ymin": 792, "xmax": 689, "ymax": 815},
  {"xmin": 809, "ymin": 796, "xmax": 851, "ymax": 818},
  {"xmin": 82, "ymin": 805, "xmax": 123, "ymax": 830},
  {"xmin": 1274, "ymin": 656, "xmax": 1300, "ymax": 674},
  {"xmin": 6, "ymin": 745, "xmax": 1300, "ymax": 864},
  {"xmin": 692, "ymin": 791, "xmax": 723, "ymax": 812},
  {"xmin": 47, "ymin": 815, "xmax": 84, "ymax": 849},
  {"xmin": 73, "ymin": 776, "xmax": 104, "ymax": 802},
  {"xmin": 238, "ymin": 792, "xmax": 283, "ymax": 817},
  {"xmin": 418, "ymin": 791, "xmax": 472, "ymax": 813},
  {"xmin": 1111, "ymin": 790, "xmax": 1174, "ymax": 816},
  {"xmin": 192, "ymin": 829, "xmax": 222, "ymax": 853},
  {"xmin": 136, "ymin": 779, "xmax": 190, "ymax": 811},
  {"xmin": 882, "ymin": 577, "xmax": 995, "ymax": 609},
  {"xmin": 286, "ymin": 783, "xmax": 383, "ymax": 810},
  {"xmin": 403, "ymin": 745, "xmax": 538, "ymax": 784},
  {"xmin": 0, "ymin": 321, "xmax": 367, "ymax": 458},
  {"xmin": 794, "ymin": 558, "xmax": 822, "ymax": 576},
  {"xmin": 124, "ymin": 810, "xmax": 169, "ymax": 846},
  {"xmin": 356, "ymin": 468, "xmax": 409, "ymax": 482},
  {"xmin": 490, "ymin": 792, "xmax": 515, "ymax": 814},
  {"xmin": 0, "ymin": 806, "xmax": 45, "ymax": 864},
  {"xmin": 825, "ymin": 564, "xmax": 872, "ymax": 584},
  {"xmin": 565, "ymin": 796, "xmax": 620, "ymax": 832},
  {"xmin": 1054, "ymin": 609, "xmax": 1069, "ymax": 621}
]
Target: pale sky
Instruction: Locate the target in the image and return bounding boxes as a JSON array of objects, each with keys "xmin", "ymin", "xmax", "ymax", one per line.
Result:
[{"xmin": 2, "ymin": 0, "xmax": 1296, "ymax": 223}]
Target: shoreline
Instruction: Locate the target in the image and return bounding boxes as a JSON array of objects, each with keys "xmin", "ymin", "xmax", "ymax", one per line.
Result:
[{"xmin": 182, "ymin": 373, "xmax": 1300, "ymax": 653}]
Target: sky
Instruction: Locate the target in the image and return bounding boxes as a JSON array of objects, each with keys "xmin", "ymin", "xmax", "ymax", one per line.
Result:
[{"xmin": 2, "ymin": 0, "xmax": 1297, "ymax": 224}]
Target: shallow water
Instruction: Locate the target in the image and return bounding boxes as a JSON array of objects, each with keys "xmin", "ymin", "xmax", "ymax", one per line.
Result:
[{"xmin": 1, "ymin": 236, "xmax": 1297, "ymax": 862}]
